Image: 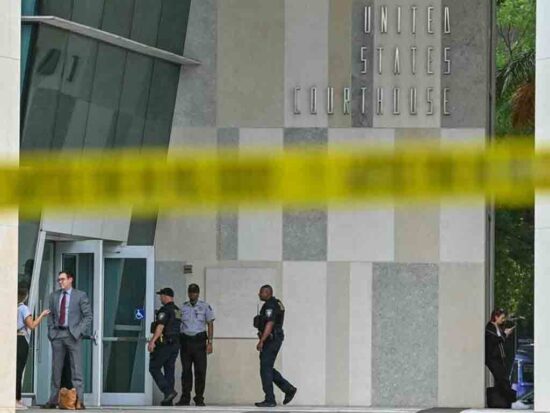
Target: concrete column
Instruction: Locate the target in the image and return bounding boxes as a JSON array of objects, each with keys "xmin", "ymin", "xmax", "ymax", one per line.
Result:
[
  {"xmin": 0, "ymin": 0, "xmax": 20, "ymax": 411},
  {"xmin": 536, "ymin": 1, "xmax": 550, "ymax": 411}
]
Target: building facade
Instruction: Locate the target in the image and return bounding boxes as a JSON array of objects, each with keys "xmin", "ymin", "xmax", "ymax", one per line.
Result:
[{"xmin": 16, "ymin": 0, "xmax": 493, "ymax": 408}]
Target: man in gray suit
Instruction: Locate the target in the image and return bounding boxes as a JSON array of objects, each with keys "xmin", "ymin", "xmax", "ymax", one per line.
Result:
[{"xmin": 42, "ymin": 271, "xmax": 93, "ymax": 409}]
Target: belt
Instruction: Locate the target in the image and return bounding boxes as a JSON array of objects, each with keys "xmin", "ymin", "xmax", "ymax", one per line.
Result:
[
  {"xmin": 181, "ymin": 332, "xmax": 207, "ymax": 341},
  {"xmin": 57, "ymin": 326, "xmax": 68, "ymax": 330}
]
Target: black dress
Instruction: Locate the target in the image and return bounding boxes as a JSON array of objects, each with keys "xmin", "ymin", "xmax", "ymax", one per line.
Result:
[{"xmin": 485, "ymin": 322, "xmax": 516, "ymax": 405}]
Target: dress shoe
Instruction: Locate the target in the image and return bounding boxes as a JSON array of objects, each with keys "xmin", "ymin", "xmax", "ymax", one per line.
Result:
[
  {"xmin": 283, "ymin": 387, "xmax": 297, "ymax": 405},
  {"xmin": 255, "ymin": 400, "xmax": 276, "ymax": 407},
  {"xmin": 76, "ymin": 401, "xmax": 86, "ymax": 410},
  {"xmin": 162, "ymin": 391, "xmax": 177, "ymax": 405},
  {"xmin": 175, "ymin": 398, "xmax": 190, "ymax": 406},
  {"xmin": 41, "ymin": 403, "xmax": 57, "ymax": 409}
]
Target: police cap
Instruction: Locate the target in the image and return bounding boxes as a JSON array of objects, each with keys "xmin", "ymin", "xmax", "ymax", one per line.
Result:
[{"xmin": 156, "ymin": 287, "xmax": 174, "ymax": 297}]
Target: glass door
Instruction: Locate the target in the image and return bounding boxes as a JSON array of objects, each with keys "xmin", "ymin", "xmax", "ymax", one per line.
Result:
[
  {"xmin": 101, "ymin": 245, "xmax": 154, "ymax": 406},
  {"xmin": 55, "ymin": 240, "xmax": 103, "ymax": 407}
]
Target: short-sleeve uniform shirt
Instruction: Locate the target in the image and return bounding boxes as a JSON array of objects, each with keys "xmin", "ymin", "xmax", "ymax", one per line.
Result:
[
  {"xmin": 259, "ymin": 297, "xmax": 285, "ymax": 332},
  {"xmin": 181, "ymin": 300, "xmax": 215, "ymax": 336},
  {"xmin": 156, "ymin": 302, "xmax": 181, "ymax": 338}
]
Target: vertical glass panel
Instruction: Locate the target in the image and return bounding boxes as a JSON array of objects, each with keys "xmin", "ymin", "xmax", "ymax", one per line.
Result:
[
  {"xmin": 100, "ymin": 0, "xmax": 134, "ymax": 37},
  {"xmin": 113, "ymin": 53, "xmax": 153, "ymax": 148},
  {"xmin": 156, "ymin": 0, "xmax": 192, "ymax": 54},
  {"xmin": 33, "ymin": 242, "xmax": 55, "ymax": 403},
  {"xmin": 70, "ymin": 0, "xmax": 105, "ymax": 28},
  {"xmin": 131, "ymin": 0, "xmax": 162, "ymax": 46},
  {"xmin": 39, "ymin": 0, "xmax": 73, "ymax": 18},
  {"xmin": 18, "ymin": 220, "xmax": 40, "ymax": 287},
  {"xmin": 127, "ymin": 216, "xmax": 157, "ymax": 246},
  {"xmin": 83, "ymin": 44, "xmax": 126, "ymax": 149},
  {"xmin": 51, "ymin": 33, "xmax": 99, "ymax": 150},
  {"xmin": 103, "ymin": 258, "xmax": 147, "ymax": 393},
  {"xmin": 21, "ymin": 26, "xmax": 69, "ymax": 150}
]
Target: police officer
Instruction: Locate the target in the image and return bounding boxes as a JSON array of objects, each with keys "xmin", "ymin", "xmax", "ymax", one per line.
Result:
[
  {"xmin": 254, "ymin": 285, "xmax": 297, "ymax": 408},
  {"xmin": 175, "ymin": 284, "xmax": 215, "ymax": 407},
  {"xmin": 148, "ymin": 287, "xmax": 181, "ymax": 406}
]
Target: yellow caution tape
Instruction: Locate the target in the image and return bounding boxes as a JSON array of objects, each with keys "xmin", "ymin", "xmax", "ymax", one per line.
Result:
[{"xmin": 4, "ymin": 139, "xmax": 544, "ymax": 217}]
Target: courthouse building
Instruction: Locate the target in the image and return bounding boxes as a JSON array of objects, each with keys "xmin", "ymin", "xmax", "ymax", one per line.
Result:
[{"xmin": 0, "ymin": 0, "xmax": 503, "ymax": 409}]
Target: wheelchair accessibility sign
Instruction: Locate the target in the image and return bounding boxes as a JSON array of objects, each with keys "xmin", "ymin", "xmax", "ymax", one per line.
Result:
[{"xmin": 134, "ymin": 307, "xmax": 145, "ymax": 321}]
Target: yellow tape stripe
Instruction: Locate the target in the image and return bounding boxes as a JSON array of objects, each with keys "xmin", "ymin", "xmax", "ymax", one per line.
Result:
[{"xmin": 5, "ymin": 140, "xmax": 542, "ymax": 216}]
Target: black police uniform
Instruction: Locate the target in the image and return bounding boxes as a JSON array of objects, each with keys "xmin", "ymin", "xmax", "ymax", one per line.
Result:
[
  {"xmin": 257, "ymin": 297, "xmax": 295, "ymax": 404},
  {"xmin": 149, "ymin": 302, "xmax": 182, "ymax": 400}
]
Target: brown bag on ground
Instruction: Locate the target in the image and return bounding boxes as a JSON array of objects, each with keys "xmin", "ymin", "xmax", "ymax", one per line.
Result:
[{"xmin": 58, "ymin": 387, "xmax": 77, "ymax": 410}]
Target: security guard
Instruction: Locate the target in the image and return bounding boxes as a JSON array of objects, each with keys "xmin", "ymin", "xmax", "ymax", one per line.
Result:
[
  {"xmin": 175, "ymin": 284, "xmax": 215, "ymax": 407},
  {"xmin": 254, "ymin": 285, "xmax": 297, "ymax": 407},
  {"xmin": 148, "ymin": 287, "xmax": 181, "ymax": 406}
]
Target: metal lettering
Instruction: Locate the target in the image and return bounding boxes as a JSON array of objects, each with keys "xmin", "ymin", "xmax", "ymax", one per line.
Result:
[
  {"xmin": 376, "ymin": 88, "xmax": 384, "ymax": 115},
  {"xmin": 427, "ymin": 47, "xmax": 434, "ymax": 75},
  {"xmin": 293, "ymin": 87, "xmax": 301, "ymax": 115},
  {"xmin": 327, "ymin": 87, "xmax": 334, "ymax": 115},
  {"xmin": 411, "ymin": 6, "xmax": 417, "ymax": 34},
  {"xmin": 377, "ymin": 47, "xmax": 384, "ymax": 74},
  {"xmin": 361, "ymin": 47, "xmax": 368, "ymax": 74},
  {"xmin": 310, "ymin": 87, "xmax": 318, "ymax": 114},
  {"xmin": 444, "ymin": 6, "xmax": 451, "ymax": 34},
  {"xmin": 443, "ymin": 87, "xmax": 450, "ymax": 115},
  {"xmin": 409, "ymin": 87, "xmax": 417, "ymax": 115},
  {"xmin": 380, "ymin": 6, "xmax": 388, "ymax": 33},
  {"xmin": 343, "ymin": 88, "xmax": 351, "ymax": 115},
  {"xmin": 411, "ymin": 46, "xmax": 417, "ymax": 75},
  {"xmin": 364, "ymin": 6, "xmax": 372, "ymax": 33},
  {"xmin": 394, "ymin": 47, "xmax": 400, "ymax": 75},
  {"xmin": 427, "ymin": 7, "xmax": 434, "ymax": 34},
  {"xmin": 426, "ymin": 87, "xmax": 434, "ymax": 115},
  {"xmin": 393, "ymin": 88, "xmax": 400, "ymax": 115},
  {"xmin": 397, "ymin": 6, "xmax": 402, "ymax": 34},
  {"xmin": 443, "ymin": 47, "xmax": 451, "ymax": 74},
  {"xmin": 361, "ymin": 87, "xmax": 368, "ymax": 115}
]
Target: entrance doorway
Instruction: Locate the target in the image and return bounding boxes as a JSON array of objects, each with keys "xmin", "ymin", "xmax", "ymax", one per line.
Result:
[{"xmin": 31, "ymin": 238, "xmax": 154, "ymax": 406}]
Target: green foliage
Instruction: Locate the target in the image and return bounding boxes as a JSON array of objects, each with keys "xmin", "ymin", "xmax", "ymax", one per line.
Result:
[{"xmin": 494, "ymin": 0, "xmax": 535, "ymax": 338}]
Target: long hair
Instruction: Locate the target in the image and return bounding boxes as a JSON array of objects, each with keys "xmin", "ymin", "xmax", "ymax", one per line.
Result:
[
  {"xmin": 490, "ymin": 308, "xmax": 507, "ymax": 322},
  {"xmin": 18, "ymin": 286, "xmax": 29, "ymax": 304}
]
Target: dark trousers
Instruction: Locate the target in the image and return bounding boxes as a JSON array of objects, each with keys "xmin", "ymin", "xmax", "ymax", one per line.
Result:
[
  {"xmin": 260, "ymin": 337, "xmax": 293, "ymax": 403},
  {"xmin": 149, "ymin": 341, "xmax": 179, "ymax": 396},
  {"xmin": 180, "ymin": 333, "xmax": 208, "ymax": 403},
  {"xmin": 16, "ymin": 336, "xmax": 29, "ymax": 400},
  {"xmin": 486, "ymin": 358, "xmax": 517, "ymax": 404}
]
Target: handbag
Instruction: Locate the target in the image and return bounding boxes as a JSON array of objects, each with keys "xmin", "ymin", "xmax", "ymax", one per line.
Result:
[{"xmin": 58, "ymin": 387, "xmax": 77, "ymax": 410}]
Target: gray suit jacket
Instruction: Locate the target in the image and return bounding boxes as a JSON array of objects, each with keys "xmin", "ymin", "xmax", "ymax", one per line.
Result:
[{"xmin": 47, "ymin": 289, "xmax": 93, "ymax": 341}]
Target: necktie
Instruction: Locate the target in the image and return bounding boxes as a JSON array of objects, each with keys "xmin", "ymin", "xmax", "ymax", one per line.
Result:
[{"xmin": 59, "ymin": 292, "xmax": 67, "ymax": 326}]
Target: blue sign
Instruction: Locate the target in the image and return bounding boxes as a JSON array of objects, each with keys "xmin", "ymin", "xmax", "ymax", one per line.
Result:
[{"xmin": 134, "ymin": 307, "xmax": 145, "ymax": 321}]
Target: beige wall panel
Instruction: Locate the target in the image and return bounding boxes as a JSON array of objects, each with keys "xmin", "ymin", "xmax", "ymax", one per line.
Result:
[
  {"xmin": 205, "ymin": 266, "xmax": 280, "ymax": 338},
  {"xmin": 438, "ymin": 263, "xmax": 485, "ymax": 407},
  {"xmin": 282, "ymin": 261, "xmax": 327, "ymax": 405},
  {"xmin": 205, "ymin": 339, "xmax": 268, "ymax": 404},
  {"xmin": 349, "ymin": 262, "xmax": 373, "ymax": 406},
  {"xmin": 395, "ymin": 205, "xmax": 440, "ymax": 263},
  {"xmin": 285, "ymin": 0, "xmax": 329, "ymax": 127},
  {"xmin": 325, "ymin": 262, "xmax": 350, "ymax": 405},
  {"xmin": 217, "ymin": 0, "xmax": 285, "ymax": 127},
  {"xmin": 328, "ymin": 0, "xmax": 352, "ymax": 128},
  {"xmin": 156, "ymin": 213, "xmax": 217, "ymax": 262}
]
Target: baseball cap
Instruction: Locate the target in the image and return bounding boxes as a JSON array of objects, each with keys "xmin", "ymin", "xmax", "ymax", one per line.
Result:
[{"xmin": 156, "ymin": 287, "xmax": 174, "ymax": 297}]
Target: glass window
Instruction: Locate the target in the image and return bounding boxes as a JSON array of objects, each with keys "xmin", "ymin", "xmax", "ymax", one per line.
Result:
[
  {"xmin": 522, "ymin": 363, "xmax": 534, "ymax": 384},
  {"xmin": 103, "ymin": 258, "xmax": 147, "ymax": 393}
]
